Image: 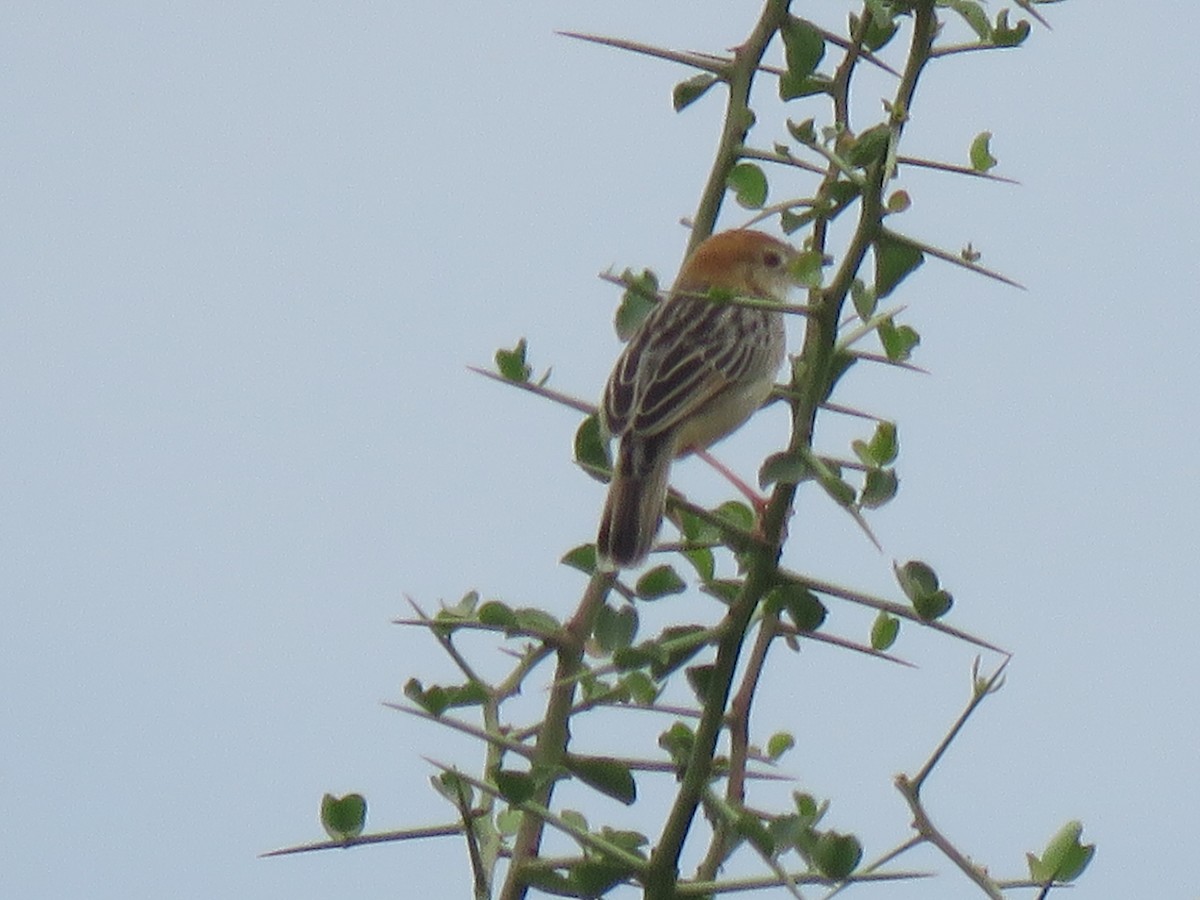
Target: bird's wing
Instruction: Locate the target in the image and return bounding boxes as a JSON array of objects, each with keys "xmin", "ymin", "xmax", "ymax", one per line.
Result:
[{"xmin": 602, "ymin": 296, "xmax": 764, "ymax": 439}]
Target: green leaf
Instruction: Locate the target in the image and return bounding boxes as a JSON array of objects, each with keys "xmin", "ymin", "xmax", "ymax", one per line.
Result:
[
  {"xmin": 404, "ymin": 678, "xmax": 449, "ymax": 716},
  {"xmin": 942, "ymin": 0, "xmax": 992, "ymax": 39},
  {"xmin": 594, "ymin": 602, "xmax": 639, "ymax": 652},
  {"xmin": 767, "ymin": 731, "xmax": 795, "ymax": 761},
  {"xmin": 824, "ymin": 179, "xmax": 861, "ymax": 207},
  {"xmin": 440, "ymin": 590, "xmax": 479, "ymax": 619},
  {"xmin": 1027, "ymin": 821, "xmax": 1095, "ymax": 883},
  {"xmin": 812, "ymin": 461, "xmax": 855, "ymax": 508},
  {"xmin": 612, "ymin": 640, "xmax": 668, "ymax": 672},
  {"xmin": 649, "ymin": 625, "xmax": 710, "ymax": 679},
  {"xmin": 599, "ymin": 826, "xmax": 649, "ymax": 856},
  {"xmin": 659, "ymin": 722, "xmax": 696, "ymax": 768},
  {"xmin": 895, "ymin": 560, "xmax": 954, "ymax": 621},
  {"xmin": 992, "ymin": 10, "xmax": 1031, "ymax": 47},
  {"xmin": 320, "ymin": 793, "xmax": 367, "ymax": 841},
  {"xmin": 871, "ymin": 611, "xmax": 900, "ymax": 650},
  {"xmin": 580, "ymin": 671, "xmax": 611, "ymax": 702},
  {"xmin": 494, "ymin": 338, "xmax": 531, "ymax": 382},
  {"xmin": 824, "ymin": 350, "xmax": 856, "ymax": 399},
  {"xmin": 969, "ymin": 131, "xmax": 997, "ymax": 172},
  {"xmin": 635, "ymin": 565, "xmax": 686, "ymax": 600},
  {"xmin": 565, "ymin": 754, "xmax": 638, "ymax": 805},
  {"xmin": 404, "ymin": 678, "xmax": 486, "ymax": 715},
  {"xmin": 786, "ymin": 117, "xmax": 817, "ymax": 145},
  {"xmin": 477, "ymin": 600, "xmax": 518, "ymax": 630},
  {"xmin": 812, "ymin": 830, "xmax": 862, "ymax": 879},
  {"xmin": 852, "ymin": 421, "xmax": 898, "ymax": 467},
  {"xmin": 768, "ymin": 813, "xmax": 807, "ymax": 851},
  {"xmin": 736, "ymin": 811, "xmax": 776, "ymax": 856},
  {"xmin": 713, "ymin": 500, "xmax": 755, "ymax": 532},
  {"xmin": 874, "ymin": 234, "xmax": 924, "ymax": 299},
  {"xmin": 561, "ymin": 809, "xmax": 589, "ymax": 833},
  {"xmin": 895, "ymin": 559, "xmax": 939, "ymax": 601},
  {"xmin": 850, "ymin": 279, "xmax": 877, "ymax": 320},
  {"xmin": 569, "ymin": 860, "xmax": 633, "ymax": 895},
  {"xmin": 779, "ymin": 17, "xmax": 826, "ymax": 100},
  {"xmin": 878, "ymin": 315, "xmax": 920, "ymax": 362},
  {"xmin": 492, "ymin": 768, "xmax": 537, "ymax": 805},
  {"xmin": 686, "ymin": 663, "xmax": 716, "ymax": 702},
  {"xmin": 869, "ymin": 420, "xmax": 899, "ymax": 464},
  {"xmin": 620, "ymin": 670, "xmax": 661, "ymax": 705},
  {"xmin": 844, "ymin": 124, "xmax": 891, "ymax": 168},
  {"xmin": 574, "ymin": 414, "xmax": 611, "ymax": 481},
  {"xmin": 765, "ymin": 583, "xmax": 827, "ymax": 632},
  {"xmin": 702, "ymin": 578, "xmax": 743, "ymax": 605},
  {"xmin": 759, "ymin": 450, "xmax": 810, "ymax": 488},
  {"xmin": 860, "ymin": 468, "xmax": 899, "ymax": 508},
  {"xmin": 514, "ymin": 607, "xmax": 562, "ymax": 636},
  {"xmin": 853, "ymin": 7, "xmax": 900, "ymax": 51},
  {"xmin": 782, "ymin": 72, "xmax": 831, "ymax": 100},
  {"xmin": 561, "ymin": 543, "xmax": 598, "ymax": 575},
  {"xmin": 727, "ymin": 162, "xmax": 768, "ymax": 209},
  {"xmin": 781, "ymin": 17, "xmax": 825, "ymax": 78},
  {"xmin": 676, "ymin": 507, "xmax": 721, "ymax": 544},
  {"xmin": 522, "ymin": 869, "xmax": 575, "ymax": 894},
  {"xmin": 914, "ymin": 590, "xmax": 953, "ymax": 621},
  {"xmin": 446, "ymin": 680, "xmax": 488, "ymax": 709},
  {"xmin": 673, "ymin": 73, "xmax": 718, "ymax": 112},
  {"xmin": 796, "ymin": 790, "xmax": 822, "ymax": 818},
  {"xmin": 496, "ymin": 808, "xmax": 522, "ymax": 835},
  {"xmin": 885, "ymin": 189, "xmax": 911, "ymax": 213},
  {"xmin": 789, "ymin": 249, "xmax": 825, "ymax": 288},
  {"xmin": 681, "ymin": 546, "xmax": 715, "ymax": 582},
  {"xmin": 431, "ymin": 770, "xmax": 472, "ymax": 806},
  {"xmin": 780, "ymin": 208, "xmax": 806, "ymax": 234},
  {"xmin": 615, "ymin": 268, "xmax": 660, "ymax": 341}
]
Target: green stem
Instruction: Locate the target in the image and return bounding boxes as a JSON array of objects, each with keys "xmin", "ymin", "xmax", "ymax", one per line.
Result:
[
  {"xmin": 695, "ymin": 605, "xmax": 779, "ymax": 880},
  {"xmin": 643, "ymin": 550, "xmax": 782, "ymax": 899},
  {"xmin": 686, "ymin": 0, "xmax": 792, "ymax": 256},
  {"xmin": 497, "ymin": 571, "xmax": 613, "ymax": 900}
]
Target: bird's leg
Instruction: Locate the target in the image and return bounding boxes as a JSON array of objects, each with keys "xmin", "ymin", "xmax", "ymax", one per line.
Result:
[
  {"xmin": 694, "ymin": 448, "xmax": 768, "ymax": 519},
  {"xmin": 692, "ymin": 449, "xmax": 791, "ymax": 550}
]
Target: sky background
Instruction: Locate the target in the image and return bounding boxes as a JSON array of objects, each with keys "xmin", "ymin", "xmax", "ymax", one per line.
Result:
[{"xmin": 2, "ymin": 3, "xmax": 1196, "ymax": 898}]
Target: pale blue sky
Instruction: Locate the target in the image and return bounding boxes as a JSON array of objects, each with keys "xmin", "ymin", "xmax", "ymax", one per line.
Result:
[{"xmin": 2, "ymin": 3, "xmax": 1196, "ymax": 898}]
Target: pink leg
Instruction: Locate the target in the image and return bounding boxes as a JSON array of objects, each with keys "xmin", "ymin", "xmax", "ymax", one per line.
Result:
[
  {"xmin": 690, "ymin": 449, "xmax": 791, "ymax": 549},
  {"xmin": 694, "ymin": 448, "xmax": 768, "ymax": 516}
]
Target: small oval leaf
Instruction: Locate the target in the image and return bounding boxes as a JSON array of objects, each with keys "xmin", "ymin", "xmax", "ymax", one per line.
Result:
[
  {"xmin": 635, "ymin": 565, "xmax": 687, "ymax": 600},
  {"xmin": 673, "ymin": 73, "xmax": 718, "ymax": 112},
  {"xmin": 320, "ymin": 793, "xmax": 367, "ymax": 842},
  {"xmin": 494, "ymin": 338, "xmax": 531, "ymax": 382},
  {"xmin": 969, "ymin": 131, "xmax": 998, "ymax": 172},
  {"xmin": 870, "ymin": 611, "xmax": 899, "ymax": 650},
  {"xmin": 727, "ymin": 162, "xmax": 769, "ymax": 209},
  {"xmin": 565, "ymin": 754, "xmax": 638, "ymax": 805}
]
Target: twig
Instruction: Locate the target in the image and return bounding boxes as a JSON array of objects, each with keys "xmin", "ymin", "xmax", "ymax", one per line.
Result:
[
  {"xmin": 260, "ymin": 820, "xmax": 477, "ymax": 857},
  {"xmin": 880, "ymin": 226, "xmax": 1025, "ymax": 289},
  {"xmin": 782, "ymin": 568, "xmax": 1009, "ymax": 655},
  {"xmin": 893, "ymin": 657, "xmax": 1013, "ymax": 899},
  {"xmin": 678, "ymin": 868, "xmax": 933, "ymax": 895},
  {"xmin": 497, "ymin": 569, "xmax": 615, "ymax": 900},
  {"xmin": 467, "ymin": 365, "xmax": 595, "ymax": 415},
  {"xmin": 896, "ymin": 153, "xmax": 1020, "ymax": 184},
  {"xmin": 556, "ymin": 31, "xmax": 731, "ymax": 76}
]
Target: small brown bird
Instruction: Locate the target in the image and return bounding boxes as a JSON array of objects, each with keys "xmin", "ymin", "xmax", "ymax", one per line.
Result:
[{"xmin": 596, "ymin": 229, "xmax": 796, "ymax": 568}]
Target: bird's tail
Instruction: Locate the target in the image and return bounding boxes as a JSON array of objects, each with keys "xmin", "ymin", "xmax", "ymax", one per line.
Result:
[{"xmin": 597, "ymin": 433, "xmax": 673, "ymax": 569}]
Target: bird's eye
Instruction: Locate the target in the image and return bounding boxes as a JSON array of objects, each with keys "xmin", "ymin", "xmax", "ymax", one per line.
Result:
[{"xmin": 762, "ymin": 250, "xmax": 783, "ymax": 269}]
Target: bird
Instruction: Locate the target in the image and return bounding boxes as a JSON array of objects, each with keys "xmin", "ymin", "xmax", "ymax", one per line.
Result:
[{"xmin": 596, "ymin": 229, "xmax": 796, "ymax": 569}]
